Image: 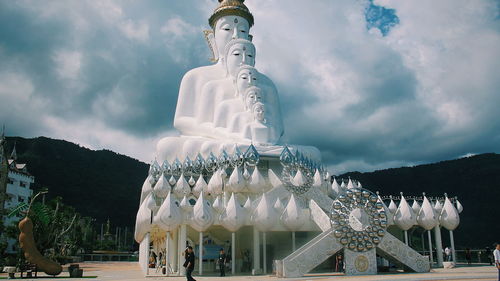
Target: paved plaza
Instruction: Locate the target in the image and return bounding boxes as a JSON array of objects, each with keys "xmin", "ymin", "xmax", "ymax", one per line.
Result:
[{"xmin": 2, "ymin": 262, "xmax": 498, "ymax": 281}]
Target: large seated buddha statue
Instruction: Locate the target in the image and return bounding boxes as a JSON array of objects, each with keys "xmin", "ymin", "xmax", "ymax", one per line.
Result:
[{"xmin": 156, "ymin": 0, "xmax": 320, "ymax": 163}]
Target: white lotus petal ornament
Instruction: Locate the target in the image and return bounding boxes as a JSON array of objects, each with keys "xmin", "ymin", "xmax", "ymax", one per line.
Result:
[
  {"xmin": 340, "ymin": 180, "xmax": 346, "ymax": 188},
  {"xmin": 281, "ymin": 194, "xmax": 307, "ymax": 231},
  {"xmin": 394, "ymin": 194, "xmax": 416, "ymax": 231},
  {"xmin": 388, "ymin": 198, "xmax": 398, "ymax": 214},
  {"xmin": 207, "ymin": 169, "xmax": 223, "ymax": 195},
  {"xmin": 456, "ymin": 199, "xmax": 463, "ymax": 214},
  {"xmin": 153, "ymin": 173, "xmax": 171, "ymax": 198},
  {"xmin": 411, "ymin": 200, "xmax": 421, "ymax": 214},
  {"xmin": 292, "ymin": 169, "xmax": 306, "ymax": 187},
  {"xmin": 347, "ymin": 178, "xmax": 356, "ymax": 190},
  {"xmin": 155, "ymin": 191, "xmax": 182, "ymax": 232},
  {"xmin": 140, "ymin": 175, "xmax": 154, "ymax": 204},
  {"xmin": 274, "ymin": 198, "xmax": 284, "ymax": 212},
  {"xmin": 439, "ymin": 196, "xmax": 460, "ymax": 231},
  {"xmin": 192, "ymin": 175, "xmax": 207, "ymax": 197},
  {"xmin": 243, "ymin": 197, "xmax": 252, "ymax": 210},
  {"xmin": 434, "ymin": 200, "xmax": 443, "ymax": 213},
  {"xmin": 212, "ymin": 196, "xmax": 225, "ymax": 213},
  {"xmin": 174, "ymin": 173, "xmax": 191, "ymax": 197},
  {"xmin": 168, "ymin": 175, "xmax": 177, "ymax": 186},
  {"xmin": 330, "ymin": 178, "xmax": 341, "ymax": 198},
  {"xmin": 248, "ymin": 167, "xmax": 266, "ymax": 193},
  {"xmin": 180, "ymin": 195, "xmax": 191, "ymax": 211},
  {"xmin": 227, "ymin": 167, "xmax": 245, "ymax": 192},
  {"xmin": 146, "ymin": 193, "xmax": 158, "ymax": 211},
  {"xmin": 134, "ymin": 194, "xmax": 152, "ymax": 242},
  {"xmin": 417, "ymin": 196, "xmax": 438, "ymax": 230},
  {"xmin": 190, "ymin": 192, "xmax": 214, "ymax": 232},
  {"xmin": 252, "ymin": 193, "xmax": 277, "ymax": 232},
  {"xmin": 220, "ymin": 193, "xmax": 246, "ymax": 232},
  {"xmin": 312, "ymin": 169, "xmax": 323, "ymax": 189},
  {"xmin": 268, "ymin": 169, "xmax": 283, "ymax": 188}
]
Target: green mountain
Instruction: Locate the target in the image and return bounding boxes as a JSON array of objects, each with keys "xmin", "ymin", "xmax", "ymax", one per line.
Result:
[
  {"xmin": 4, "ymin": 136, "xmax": 148, "ymax": 229},
  {"xmin": 340, "ymin": 153, "xmax": 500, "ymax": 249},
  {"xmin": 4, "ymin": 136, "xmax": 498, "ymax": 248}
]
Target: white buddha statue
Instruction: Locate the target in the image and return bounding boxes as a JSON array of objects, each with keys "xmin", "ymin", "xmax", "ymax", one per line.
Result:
[{"xmin": 155, "ymin": 0, "xmax": 321, "ymax": 163}]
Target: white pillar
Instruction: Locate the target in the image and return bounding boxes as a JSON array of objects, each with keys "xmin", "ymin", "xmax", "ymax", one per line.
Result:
[
  {"xmin": 199, "ymin": 231, "xmax": 203, "ymax": 275},
  {"xmin": 449, "ymin": 230, "xmax": 456, "ymax": 263},
  {"xmin": 427, "ymin": 230, "xmax": 433, "ymax": 267},
  {"xmin": 178, "ymin": 225, "xmax": 187, "ymax": 275},
  {"xmin": 252, "ymin": 227, "xmax": 260, "ymax": 275},
  {"xmin": 434, "ymin": 225, "xmax": 444, "ymax": 267},
  {"xmin": 232, "ymin": 232, "xmax": 236, "ymax": 275},
  {"xmin": 404, "ymin": 230, "xmax": 409, "ymax": 245},
  {"xmin": 292, "ymin": 232, "xmax": 296, "ymax": 252},
  {"xmin": 263, "ymin": 232, "xmax": 267, "ymax": 274},
  {"xmin": 166, "ymin": 232, "xmax": 171, "ymax": 276}
]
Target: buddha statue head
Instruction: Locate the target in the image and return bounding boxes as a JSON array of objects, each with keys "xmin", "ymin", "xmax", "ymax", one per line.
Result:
[
  {"xmin": 224, "ymin": 39, "xmax": 256, "ymax": 78},
  {"xmin": 235, "ymin": 65, "xmax": 259, "ymax": 96},
  {"xmin": 243, "ymin": 86, "xmax": 262, "ymax": 110},
  {"xmin": 252, "ymin": 101, "xmax": 266, "ymax": 124},
  {"xmin": 208, "ymin": 0, "xmax": 254, "ymax": 62}
]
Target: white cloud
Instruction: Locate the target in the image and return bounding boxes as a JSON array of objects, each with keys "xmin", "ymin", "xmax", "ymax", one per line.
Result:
[{"xmin": 53, "ymin": 50, "xmax": 82, "ymax": 80}]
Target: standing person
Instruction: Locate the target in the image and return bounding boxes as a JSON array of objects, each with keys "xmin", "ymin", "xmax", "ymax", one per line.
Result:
[
  {"xmin": 445, "ymin": 247, "xmax": 452, "ymax": 261},
  {"xmin": 335, "ymin": 253, "xmax": 344, "ymax": 272},
  {"xmin": 487, "ymin": 247, "xmax": 493, "ymax": 265},
  {"xmin": 218, "ymin": 248, "xmax": 227, "ymax": 276},
  {"xmin": 494, "ymin": 243, "xmax": 500, "ymax": 281},
  {"xmin": 465, "ymin": 248, "xmax": 472, "ymax": 265},
  {"xmin": 183, "ymin": 246, "xmax": 196, "ymax": 281}
]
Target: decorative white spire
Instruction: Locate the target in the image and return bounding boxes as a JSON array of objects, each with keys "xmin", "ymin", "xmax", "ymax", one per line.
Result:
[
  {"xmin": 134, "ymin": 193, "xmax": 152, "ymax": 242},
  {"xmin": 312, "ymin": 169, "xmax": 323, "ymax": 189},
  {"xmin": 411, "ymin": 200, "xmax": 421, "ymax": 214},
  {"xmin": 146, "ymin": 193, "xmax": 158, "ymax": 211},
  {"xmin": 247, "ymin": 167, "xmax": 266, "ymax": 193},
  {"xmin": 330, "ymin": 178, "xmax": 341, "ymax": 198},
  {"xmin": 212, "ymin": 195, "xmax": 225, "ymax": 213},
  {"xmin": 433, "ymin": 200, "xmax": 443, "ymax": 213},
  {"xmin": 281, "ymin": 194, "xmax": 307, "ymax": 231},
  {"xmin": 394, "ymin": 194, "xmax": 416, "ymax": 231},
  {"xmin": 207, "ymin": 169, "xmax": 224, "ymax": 195},
  {"xmin": 153, "ymin": 173, "xmax": 171, "ymax": 198},
  {"xmin": 268, "ymin": 169, "xmax": 283, "ymax": 188},
  {"xmin": 292, "ymin": 169, "xmax": 306, "ymax": 187},
  {"xmin": 190, "ymin": 192, "xmax": 214, "ymax": 232},
  {"xmin": 155, "ymin": 191, "xmax": 182, "ymax": 232},
  {"xmin": 388, "ymin": 198, "xmax": 398, "ymax": 214},
  {"xmin": 417, "ymin": 195, "xmax": 438, "ymax": 230},
  {"xmin": 140, "ymin": 175, "xmax": 154, "ymax": 204},
  {"xmin": 192, "ymin": 175, "xmax": 207, "ymax": 197},
  {"xmin": 347, "ymin": 178, "xmax": 356, "ymax": 189},
  {"xmin": 180, "ymin": 195, "xmax": 191, "ymax": 210},
  {"xmin": 243, "ymin": 196, "xmax": 252, "ymax": 210},
  {"xmin": 439, "ymin": 196, "xmax": 460, "ymax": 231},
  {"xmin": 252, "ymin": 193, "xmax": 277, "ymax": 232},
  {"xmin": 227, "ymin": 166, "xmax": 245, "ymax": 192},
  {"xmin": 274, "ymin": 197, "xmax": 284, "ymax": 212},
  {"xmin": 220, "ymin": 193, "xmax": 246, "ymax": 232},
  {"xmin": 174, "ymin": 174, "xmax": 191, "ymax": 197},
  {"xmin": 455, "ymin": 199, "xmax": 463, "ymax": 214}
]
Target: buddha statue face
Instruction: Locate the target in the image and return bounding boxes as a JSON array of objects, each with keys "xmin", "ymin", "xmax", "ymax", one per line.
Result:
[
  {"xmin": 215, "ymin": 16, "xmax": 250, "ymax": 60},
  {"xmin": 225, "ymin": 40, "xmax": 256, "ymax": 78},
  {"xmin": 244, "ymin": 87, "xmax": 262, "ymax": 110},
  {"xmin": 252, "ymin": 102, "xmax": 266, "ymax": 123},
  {"xmin": 236, "ymin": 66, "xmax": 259, "ymax": 96}
]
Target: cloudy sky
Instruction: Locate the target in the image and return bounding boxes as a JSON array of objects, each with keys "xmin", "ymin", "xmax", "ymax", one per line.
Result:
[{"xmin": 1, "ymin": 0, "xmax": 499, "ymax": 174}]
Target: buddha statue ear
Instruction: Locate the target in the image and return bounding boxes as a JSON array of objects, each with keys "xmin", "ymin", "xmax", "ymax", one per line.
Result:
[
  {"xmin": 248, "ymin": 34, "xmax": 253, "ymax": 42},
  {"xmin": 203, "ymin": 30, "xmax": 219, "ymax": 63}
]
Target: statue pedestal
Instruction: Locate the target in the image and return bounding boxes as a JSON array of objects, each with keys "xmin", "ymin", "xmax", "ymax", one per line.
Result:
[{"xmin": 344, "ymin": 249, "xmax": 377, "ymax": 275}]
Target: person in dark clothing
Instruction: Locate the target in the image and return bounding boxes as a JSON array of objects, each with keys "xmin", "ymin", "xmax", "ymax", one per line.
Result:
[
  {"xmin": 218, "ymin": 249, "xmax": 227, "ymax": 276},
  {"xmin": 335, "ymin": 253, "xmax": 344, "ymax": 272},
  {"xmin": 183, "ymin": 246, "xmax": 196, "ymax": 281},
  {"xmin": 465, "ymin": 248, "xmax": 472, "ymax": 265},
  {"xmin": 486, "ymin": 247, "xmax": 493, "ymax": 265}
]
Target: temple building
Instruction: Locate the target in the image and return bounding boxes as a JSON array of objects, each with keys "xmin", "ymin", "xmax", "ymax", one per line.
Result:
[{"xmin": 0, "ymin": 130, "xmax": 35, "ymax": 254}]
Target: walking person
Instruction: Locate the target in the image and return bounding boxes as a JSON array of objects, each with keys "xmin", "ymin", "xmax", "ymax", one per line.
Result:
[
  {"xmin": 183, "ymin": 246, "xmax": 196, "ymax": 281},
  {"xmin": 335, "ymin": 253, "xmax": 344, "ymax": 272},
  {"xmin": 218, "ymin": 248, "xmax": 227, "ymax": 276},
  {"xmin": 494, "ymin": 243, "xmax": 500, "ymax": 281},
  {"xmin": 445, "ymin": 246, "xmax": 452, "ymax": 261},
  {"xmin": 465, "ymin": 248, "xmax": 472, "ymax": 265}
]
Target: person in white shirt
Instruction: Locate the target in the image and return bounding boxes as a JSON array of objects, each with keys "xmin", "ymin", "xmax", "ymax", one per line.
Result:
[
  {"xmin": 445, "ymin": 247, "xmax": 452, "ymax": 261},
  {"xmin": 494, "ymin": 243, "xmax": 500, "ymax": 281}
]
